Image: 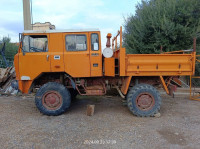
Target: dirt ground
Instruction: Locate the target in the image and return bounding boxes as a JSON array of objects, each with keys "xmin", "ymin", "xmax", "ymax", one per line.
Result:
[{"xmin": 0, "ymin": 93, "xmax": 200, "ymax": 149}]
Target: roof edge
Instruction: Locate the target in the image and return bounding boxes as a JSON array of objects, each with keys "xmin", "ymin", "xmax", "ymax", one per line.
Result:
[{"xmin": 23, "ymin": 29, "xmax": 100, "ymax": 34}]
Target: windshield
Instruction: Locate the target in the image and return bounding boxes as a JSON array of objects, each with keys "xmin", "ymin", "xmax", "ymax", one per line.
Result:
[{"xmin": 23, "ymin": 35, "xmax": 48, "ymax": 52}]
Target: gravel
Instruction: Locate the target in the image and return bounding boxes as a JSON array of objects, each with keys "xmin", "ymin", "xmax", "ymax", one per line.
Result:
[{"xmin": 0, "ymin": 94, "xmax": 200, "ymax": 149}]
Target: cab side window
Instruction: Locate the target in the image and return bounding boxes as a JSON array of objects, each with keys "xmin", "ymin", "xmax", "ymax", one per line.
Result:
[
  {"xmin": 23, "ymin": 35, "xmax": 48, "ymax": 52},
  {"xmin": 91, "ymin": 33, "xmax": 99, "ymax": 51},
  {"xmin": 66, "ymin": 35, "xmax": 87, "ymax": 51}
]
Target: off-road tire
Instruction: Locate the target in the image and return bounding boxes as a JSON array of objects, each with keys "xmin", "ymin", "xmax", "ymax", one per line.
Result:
[
  {"xmin": 127, "ymin": 84, "xmax": 161, "ymax": 117},
  {"xmin": 35, "ymin": 82, "xmax": 71, "ymax": 116},
  {"xmin": 125, "ymin": 83, "xmax": 146, "ymax": 100}
]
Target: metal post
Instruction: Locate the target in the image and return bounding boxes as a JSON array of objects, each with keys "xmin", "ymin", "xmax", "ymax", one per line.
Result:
[
  {"xmin": 120, "ymin": 26, "xmax": 122, "ymax": 49},
  {"xmin": 23, "ymin": 0, "xmax": 32, "ymax": 30},
  {"xmin": 115, "ymin": 37, "xmax": 117, "ymax": 51}
]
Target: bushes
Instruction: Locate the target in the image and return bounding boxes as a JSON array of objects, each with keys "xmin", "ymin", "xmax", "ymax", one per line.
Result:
[
  {"xmin": 0, "ymin": 37, "xmax": 18, "ymax": 68},
  {"xmin": 124, "ymin": 0, "xmax": 200, "ymax": 54}
]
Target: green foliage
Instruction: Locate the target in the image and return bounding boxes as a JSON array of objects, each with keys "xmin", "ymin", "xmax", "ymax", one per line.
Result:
[
  {"xmin": 0, "ymin": 36, "xmax": 18, "ymax": 68},
  {"xmin": 124, "ymin": 0, "xmax": 200, "ymax": 54},
  {"xmin": 2, "ymin": 36, "xmax": 11, "ymax": 43}
]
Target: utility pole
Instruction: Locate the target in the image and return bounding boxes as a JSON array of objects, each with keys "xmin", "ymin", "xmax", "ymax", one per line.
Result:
[{"xmin": 23, "ymin": 0, "xmax": 32, "ymax": 30}]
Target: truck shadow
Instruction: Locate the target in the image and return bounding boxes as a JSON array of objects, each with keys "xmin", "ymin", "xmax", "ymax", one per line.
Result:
[{"xmin": 68, "ymin": 95, "xmax": 132, "ymax": 116}]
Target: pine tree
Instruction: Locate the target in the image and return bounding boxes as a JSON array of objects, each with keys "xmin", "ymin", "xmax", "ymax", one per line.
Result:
[{"xmin": 124, "ymin": 0, "xmax": 200, "ymax": 54}]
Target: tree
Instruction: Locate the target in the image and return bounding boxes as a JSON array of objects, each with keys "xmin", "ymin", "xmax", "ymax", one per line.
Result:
[
  {"xmin": 0, "ymin": 36, "xmax": 18, "ymax": 67},
  {"xmin": 124, "ymin": 0, "xmax": 200, "ymax": 54},
  {"xmin": 2, "ymin": 36, "xmax": 11, "ymax": 43}
]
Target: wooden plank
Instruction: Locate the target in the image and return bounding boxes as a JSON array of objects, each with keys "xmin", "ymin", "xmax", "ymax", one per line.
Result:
[
  {"xmin": 86, "ymin": 105, "xmax": 95, "ymax": 116},
  {"xmin": 0, "ymin": 68, "xmax": 8, "ymax": 82}
]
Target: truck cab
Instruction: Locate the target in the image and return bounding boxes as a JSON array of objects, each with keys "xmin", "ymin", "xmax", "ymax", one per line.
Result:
[{"xmin": 14, "ymin": 29, "xmax": 103, "ymax": 93}]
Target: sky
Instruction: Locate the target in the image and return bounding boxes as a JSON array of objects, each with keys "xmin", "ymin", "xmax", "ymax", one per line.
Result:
[{"xmin": 0, "ymin": 0, "xmax": 141, "ymax": 48}]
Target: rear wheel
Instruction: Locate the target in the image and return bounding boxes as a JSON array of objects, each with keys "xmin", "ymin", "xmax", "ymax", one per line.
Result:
[
  {"xmin": 127, "ymin": 84, "xmax": 161, "ymax": 117},
  {"xmin": 35, "ymin": 82, "xmax": 71, "ymax": 116}
]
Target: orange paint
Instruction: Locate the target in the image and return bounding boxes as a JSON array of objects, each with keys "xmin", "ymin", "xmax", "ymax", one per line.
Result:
[
  {"xmin": 14, "ymin": 27, "xmax": 196, "ymax": 94},
  {"xmin": 104, "ymin": 58, "xmax": 115, "ymax": 77}
]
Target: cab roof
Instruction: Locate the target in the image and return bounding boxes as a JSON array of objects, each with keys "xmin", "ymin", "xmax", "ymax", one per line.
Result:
[{"xmin": 23, "ymin": 29, "xmax": 100, "ymax": 34}]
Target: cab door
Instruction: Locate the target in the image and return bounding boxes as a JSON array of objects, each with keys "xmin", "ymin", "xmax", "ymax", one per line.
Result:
[
  {"xmin": 89, "ymin": 32, "xmax": 102, "ymax": 77},
  {"xmin": 18, "ymin": 34, "xmax": 51, "ymax": 81},
  {"xmin": 64, "ymin": 33, "xmax": 90, "ymax": 77},
  {"xmin": 49, "ymin": 33, "xmax": 64, "ymax": 72}
]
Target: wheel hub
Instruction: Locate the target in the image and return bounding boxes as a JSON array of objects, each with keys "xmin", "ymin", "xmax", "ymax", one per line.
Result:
[
  {"xmin": 42, "ymin": 91, "xmax": 62, "ymax": 110},
  {"xmin": 136, "ymin": 93, "xmax": 155, "ymax": 111}
]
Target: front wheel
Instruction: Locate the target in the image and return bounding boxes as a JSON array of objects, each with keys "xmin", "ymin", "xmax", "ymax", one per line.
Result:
[
  {"xmin": 35, "ymin": 82, "xmax": 71, "ymax": 116},
  {"xmin": 127, "ymin": 84, "xmax": 161, "ymax": 117}
]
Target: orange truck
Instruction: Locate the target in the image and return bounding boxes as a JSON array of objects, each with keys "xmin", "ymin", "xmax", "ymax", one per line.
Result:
[{"xmin": 14, "ymin": 27, "xmax": 196, "ymax": 116}]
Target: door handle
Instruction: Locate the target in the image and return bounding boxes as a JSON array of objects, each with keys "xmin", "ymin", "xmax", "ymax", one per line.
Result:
[{"xmin": 46, "ymin": 55, "xmax": 49, "ymax": 61}]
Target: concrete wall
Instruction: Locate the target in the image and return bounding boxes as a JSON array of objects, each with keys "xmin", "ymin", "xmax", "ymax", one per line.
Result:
[{"xmin": 32, "ymin": 22, "xmax": 55, "ymax": 31}]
